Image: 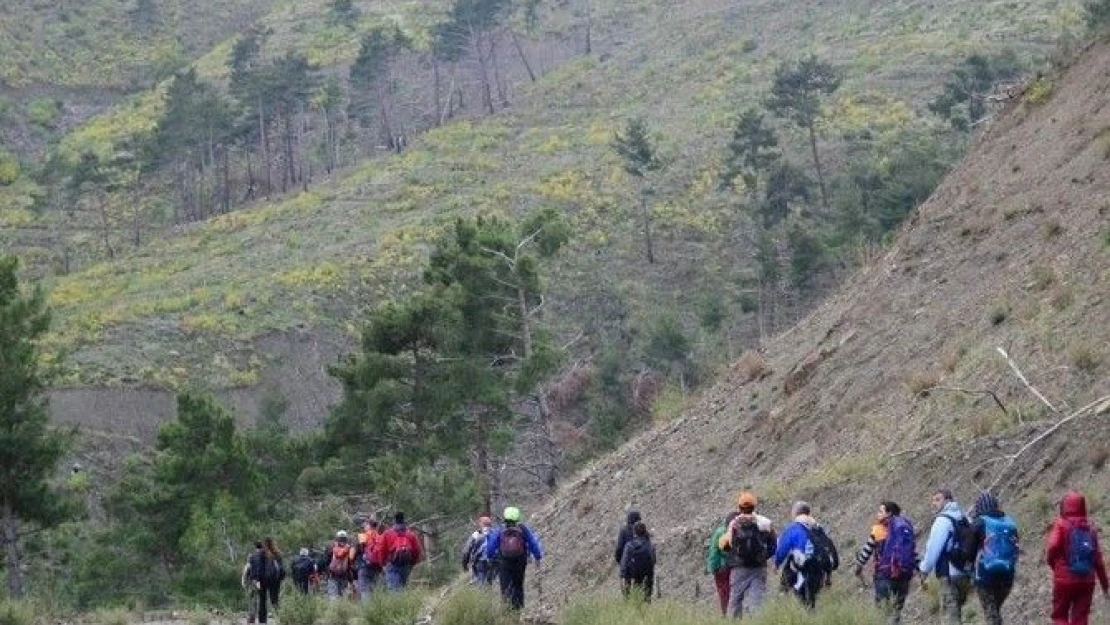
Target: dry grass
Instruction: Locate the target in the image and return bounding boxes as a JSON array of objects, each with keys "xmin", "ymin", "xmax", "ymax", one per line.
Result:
[{"xmin": 905, "ymin": 369, "xmax": 942, "ymax": 396}]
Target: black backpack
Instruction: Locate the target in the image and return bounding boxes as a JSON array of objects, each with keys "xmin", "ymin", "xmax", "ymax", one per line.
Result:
[
  {"xmin": 731, "ymin": 520, "xmax": 770, "ymax": 567},
  {"xmin": 803, "ymin": 526, "xmax": 839, "ymax": 574},
  {"xmin": 941, "ymin": 514, "xmax": 978, "ymax": 573},
  {"xmin": 624, "ymin": 538, "xmax": 654, "ymax": 578},
  {"xmin": 291, "ymin": 555, "xmax": 315, "ymax": 581},
  {"xmin": 265, "ymin": 555, "xmax": 284, "ymax": 582}
]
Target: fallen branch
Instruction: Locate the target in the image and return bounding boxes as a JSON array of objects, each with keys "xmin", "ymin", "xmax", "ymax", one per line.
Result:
[
  {"xmin": 891, "ymin": 434, "xmax": 952, "ymax": 458},
  {"xmin": 921, "ymin": 386, "xmax": 1008, "ymax": 417},
  {"xmin": 996, "ymin": 347, "xmax": 1059, "ymax": 418},
  {"xmin": 988, "ymin": 395, "xmax": 1110, "ymax": 492}
]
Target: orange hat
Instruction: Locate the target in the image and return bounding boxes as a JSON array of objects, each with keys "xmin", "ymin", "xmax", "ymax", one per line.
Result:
[{"xmin": 738, "ymin": 492, "xmax": 758, "ymax": 509}]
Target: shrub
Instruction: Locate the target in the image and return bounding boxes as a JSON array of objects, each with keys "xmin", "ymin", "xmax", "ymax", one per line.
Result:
[
  {"xmin": 438, "ymin": 588, "xmax": 513, "ymax": 625},
  {"xmin": 280, "ymin": 591, "xmax": 323, "ymax": 625},
  {"xmin": 905, "ymin": 369, "xmax": 941, "ymax": 396},
  {"xmin": 1023, "ymin": 77, "xmax": 1053, "ymax": 105},
  {"xmin": 26, "ymin": 99, "xmax": 61, "ymax": 128},
  {"xmin": 359, "ymin": 591, "xmax": 423, "ymax": 625},
  {"xmin": 1085, "ymin": 0, "xmax": 1110, "ymax": 31},
  {"xmin": 1071, "ymin": 345, "xmax": 1102, "ymax": 374},
  {"xmin": 1042, "ymin": 219, "xmax": 1064, "ymax": 240},
  {"xmin": 0, "ymin": 600, "xmax": 37, "ymax": 625},
  {"xmin": 988, "ymin": 301, "xmax": 1010, "ymax": 326},
  {"xmin": 324, "ymin": 598, "xmax": 357, "ymax": 625},
  {"xmin": 186, "ymin": 610, "xmax": 210, "ymax": 625},
  {"xmin": 90, "ymin": 608, "xmax": 131, "ymax": 625},
  {"xmin": 0, "ymin": 151, "xmax": 19, "ymax": 186}
]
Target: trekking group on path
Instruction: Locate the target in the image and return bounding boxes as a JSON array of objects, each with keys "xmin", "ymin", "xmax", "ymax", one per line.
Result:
[{"xmin": 691, "ymin": 488, "xmax": 1108, "ymax": 624}]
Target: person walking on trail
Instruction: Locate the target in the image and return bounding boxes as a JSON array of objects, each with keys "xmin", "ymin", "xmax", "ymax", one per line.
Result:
[
  {"xmin": 375, "ymin": 512, "xmax": 424, "ymax": 591},
  {"xmin": 462, "ymin": 515, "xmax": 496, "ymax": 585},
  {"xmin": 968, "ymin": 492, "xmax": 1019, "ymax": 625},
  {"xmin": 621, "ymin": 521, "xmax": 657, "ymax": 602},
  {"xmin": 853, "ymin": 501, "xmax": 917, "ymax": 625},
  {"xmin": 919, "ymin": 489, "xmax": 973, "ymax": 624},
  {"xmin": 242, "ymin": 549, "xmax": 260, "ymax": 624},
  {"xmin": 262, "ymin": 537, "xmax": 285, "ymax": 612},
  {"xmin": 773, "ymin": 502, "xmax": 838, "ymax": 610},
  {"xmin": 615, "ymin": 510, "xmax": 642, "ymax": 566},
  {"xmin": 485, "ymin": 506, "xmax": 544, "ymax": 611},
  {"xmin": 291, "ymin": 547, "xmax": 316, "ymax": 595},
  {"xmin": 325, "ymin": 530, "xmax": 356, "ymax": 599},
  {"xmin": 1045, "ymin": 491, "xmax": 1109, "ymax": 625},
  {"xmin": 356, "ymin": 518, "xmax": 383, "ymax": 600},
  {"xmin": 708, "ymin": 512, "xmax": 741, "ymax": 615},
  {"xmin": 247, "ymin": 541, "xmax": 272, "ymax": 624},
  {"xmin": 718, "ymin": 492, "xmax": 776, "ymax": 619}
]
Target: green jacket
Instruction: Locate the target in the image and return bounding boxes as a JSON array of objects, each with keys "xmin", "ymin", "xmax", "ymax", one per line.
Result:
[{"xmin": 706, "ymin": 525, "xmax": 728, "ymax": 574}]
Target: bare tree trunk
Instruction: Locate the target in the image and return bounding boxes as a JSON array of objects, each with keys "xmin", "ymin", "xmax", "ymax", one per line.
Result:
[
  {"xmin": 509, "ymin": 30, "xmax": 536, "ymax": 82},
  {"xmin": 258, "ymin": 100, "xmax": 271, "ymax": 198},
  {"xmin": 517, "ymin": 286, "xmax": 558, "ymax": 491},
  {"xmin": 640, "ymin": 192, "xmax": 655, "ymax": 264},
  {"xmin": 222, "ymin": 148, "xmax": 231, "ymax": 213},
  {"xmin": 2, "ymin": 500, "xmax": 24, "ymax": 599},
  {"xmin": 807, "ymin": 123, "xmax": 829, "ymax": 212},
  {"xmin": 490, "ymin": 37, "xmax": 509, "ymax": 108},
  {"xmin": 432, "ymin": 56, "xmax": 443, "ymax": 127},
  {"xmin": 583, "ymin": 0, "xmax": 593, "ymax": 55},
  {"xmin": 472, "ymin": 29, "xmax": 496, "ymax": 115}
]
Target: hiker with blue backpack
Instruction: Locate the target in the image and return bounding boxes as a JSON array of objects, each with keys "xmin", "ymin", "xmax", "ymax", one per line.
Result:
[
  {"xmin": 773, "ymin": 501, "xmax": 839, "ymax": 610},
  {"xmin": 967, "ymin": 492, "xmax": 1019, "ymax": 625},
  {"xmin": 1045, "ymin": 491, "xmax": 1109, "ymax": 625},
  {"xmin": 919, "ymin": 489, "xmax": 975, "ymax": 624},
  {"xmin": 853, "ymin": 501, "xmax": 917, "ymax": 625},
  {"xmin": 485, "ymin": 506, "xmax": 544, "ymax": 610}
]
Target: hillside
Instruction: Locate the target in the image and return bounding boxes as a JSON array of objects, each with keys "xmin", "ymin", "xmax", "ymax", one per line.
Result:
[
  {"xmin": 30, "ymin": 0, "xmax": 1086, "ymax": 430},
  {"xmin": 525, "ymin": 39, "xmax": 1110, "ymax": 623}
]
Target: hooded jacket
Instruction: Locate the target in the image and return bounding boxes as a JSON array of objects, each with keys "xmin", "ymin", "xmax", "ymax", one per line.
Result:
[
  {"xmin": 620, "ymin": 535, "xmax": 657, "ymax": 579},
  {"xmin": 614, "ymin": 511, "xmax": 642, "ymax": 565},
  {"xmin": 485, "ymin": 522, "xmax": 544, "ymax": 563},
  {"xmin": 919, "ymin": 501, "xmax": 966, "ymax": 578},
  {"xmin": 774, "ymin": 514, "xmax": 821, "ymax": 569},
  {"xmin": 1045, "ymin": 492, "xmax": 1109, "ymax": 590},
  {"xmin": 374, "ymin": 523, "xmax": 424, "ymax": 568}
]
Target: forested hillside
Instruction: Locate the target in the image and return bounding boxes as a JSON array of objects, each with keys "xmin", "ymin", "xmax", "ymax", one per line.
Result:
[{"xmin": 1, "ymin": 0, "xmax": 1107, "ymax": 618}]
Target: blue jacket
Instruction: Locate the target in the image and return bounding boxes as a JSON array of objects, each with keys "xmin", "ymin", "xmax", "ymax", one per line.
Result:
[
  {"xmin": 773, "ymin": 517, "xmax": 817, "ymax": 568},
  {"xmin": 485, "ymin": 523, "xmax": 544, "ymax": 562},
  {"xmin": 919, "ymin": 501, "xmax": 966, "ymax": 578}
]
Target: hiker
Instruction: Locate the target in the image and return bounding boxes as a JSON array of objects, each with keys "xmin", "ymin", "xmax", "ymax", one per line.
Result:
[
  {"xmin": 919, "ymin": 489, "xmax": 973, "ymax": 624},
  {"xmin": 615, "ymin": 510, "xmax": 642, "ymax": 566},
  {"xmin": 462, "ymin": 515, "xmax": 496, "ymax": 585},
  {"xmin": 485, "ymin": 506, "xmax": 544, "ymax": 611},
  {"xmin": 375, "ymin": 511, "xmax": 424, "ymax": 591},
  {"xmin": 708, "ymin": 512, "xmax": 741, "ymax": 615},
  {"xmin": 291, "ymin": 547, "xmax": 316, "ymax": 595},
  {"xmin": 1045, "ymin": 491, "xmax": 1109, "ymax": 625},
  {"xmin": 356, "ymin": 517, "xmax": 383, "ymax": 600},
  {"xmin": 718, "ymin": 492, "xmax": 776, "ymax": 619},
  {"xmin": 620, "ymin": 521, "xmax": 657, "ymax": 602},
  {"xmin": 247, "ymin": 541, "xmax": 272, "ymax": 624},
  {"xmin": 262, "ymin": 537, "xmax": 285, "ymax": 612},
  {"xmin": 968, "ymin": 492, "xmax": 1019, "ymax": 625},
  {"xmin": 242, "ymin": 548, "xmax": 260, "ymax": 624},
  {"xmin": 325, "ymin": 530, "xmax": 356, "ymax": 599},
  {"xmin": 853, "ymin": 501, "xmax": 917, "ymax": 625},
  {"xmin": 773, "ymin": 501, "xmax": 838, "ymax": 610}
]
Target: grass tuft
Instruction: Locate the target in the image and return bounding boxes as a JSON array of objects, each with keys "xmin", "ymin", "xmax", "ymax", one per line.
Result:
[
  {"xmin": 359, "ymin": 591, "xmax": 423, "ymax": 625},
  {"xmin": 278, "ymin": 591, "xmax": 324, "ymax": 625},
  {"xmin": 0, "ymin": 600, "xmax": 38, "ymax": 625},
  {"xmin": 562, "ymin": 591, "xmax": 884, "ymax": 625},
  {"xmin": 438, "ymin": 587, "xmax": 514, "ymax": 625},
  {"xmin": 90, "ymin": 607, "xmax": 131, "ymax": 625}
]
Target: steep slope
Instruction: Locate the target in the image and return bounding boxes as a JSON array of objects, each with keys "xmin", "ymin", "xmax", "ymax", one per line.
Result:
[
  {"xmin": 37, "ymin": 0, "xmax": 1081, "ymax": 404},
  {"xmin": 526, "ymin": 41, "xmax": 1110, "ymax": 622}
]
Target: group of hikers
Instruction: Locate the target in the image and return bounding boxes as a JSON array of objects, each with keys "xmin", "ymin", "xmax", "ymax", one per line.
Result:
[
  {"xmin": 683, "ymin": 488, "xmax": 1108, "ymax": 624},
  {"xmin": 240, "ymin": 512, "xmax": 426, "ymax": 623},
  {"xmin": 238, "ymin": 487, "xmax": 1108, "ymax": 624}
]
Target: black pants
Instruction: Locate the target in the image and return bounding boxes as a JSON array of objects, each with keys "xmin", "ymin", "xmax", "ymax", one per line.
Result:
[
  {"xmin": 976, "ymin": 574, "xmax": 1014, "ymax": 625},
  {"xmin": 622, "ymin": 573, "xmax": 654, "ymax": 602},
  {"xmin": 267, "ymin": 579, "xmax": 281, "ymax": 609},
  {"xmin": 293, "ymin": 576, "xmax": 309, "ymax": 595},
  {"xmin": 874, "ymin": 575, "xmax": 911, "ymax": 624},
  {"xmin": 498, "ymin": 559, "xmax": 527, "ymax": 610},
  {"xmin": 257, "ymin": 584, "xmax": 270, "ymax": 624}
]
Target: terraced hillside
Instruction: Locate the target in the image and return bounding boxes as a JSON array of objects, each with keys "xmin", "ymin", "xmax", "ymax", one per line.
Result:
[
  {"xmin": 17, "ymin": 0, "xmax": 1087, "ymax": 429},
  {"xmin": 525, "ymin": 38, "xmax": 1110, "ymax": 624}
]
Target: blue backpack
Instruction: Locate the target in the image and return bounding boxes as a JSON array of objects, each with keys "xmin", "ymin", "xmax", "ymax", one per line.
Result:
[
  {"xmin": 978, "ymin": 515, "xmax": 1019, "ymax": 578},
  {"xmin": 877, "ymin": 515, "xmax": 917, "ymax": 580},
  {"xmin": 1067, "ymin": 524, "xmax": 1097, "ymax": 576}
]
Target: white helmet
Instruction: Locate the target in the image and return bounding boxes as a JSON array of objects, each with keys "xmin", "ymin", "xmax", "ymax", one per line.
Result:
[{"xmin": 336, "ymin": 530, "xmax": 348, "ymax": 539}]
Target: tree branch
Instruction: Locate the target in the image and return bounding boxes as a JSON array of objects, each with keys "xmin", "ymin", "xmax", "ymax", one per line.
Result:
[{"xmin": 996, "ymin": 347, "xmax": 1059, "ymax": 418}]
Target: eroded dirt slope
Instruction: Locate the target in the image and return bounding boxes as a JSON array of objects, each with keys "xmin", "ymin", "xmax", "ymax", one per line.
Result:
[{"xmin": 526, "ymin": 41, "xmax": 1110, "ymax": 623}]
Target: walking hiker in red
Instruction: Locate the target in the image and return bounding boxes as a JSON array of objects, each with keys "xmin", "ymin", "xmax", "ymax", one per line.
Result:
[{"xmin": 1045, "ymin": 491, "xmax": 1109, "ymax": 625}]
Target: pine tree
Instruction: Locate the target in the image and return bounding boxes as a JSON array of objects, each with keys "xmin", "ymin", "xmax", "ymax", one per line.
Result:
[
  {"xmin": 721, "ymin": 108, "xmax": 780, "ymax": 194},
  {"xmin": 612, "ymin": 117, "xmax": 663, "ymax": 264},
  {"xmin": 0, "ymin": 256, "xmax": 74, "ymax": 598},
  {"xmin": 767, "ymin": 55, "xmax": 841, "ymax": 211},
  {"xmin": 349, "ymin": 28, "xmax": 409, "ymax": 152}
]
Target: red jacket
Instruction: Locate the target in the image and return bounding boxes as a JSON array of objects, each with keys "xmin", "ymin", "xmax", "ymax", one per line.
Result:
[
  {"xmin": 1045, "ymin": 492, "xmax": 1109, "ymax": 591},
  {"xmin": 374, "ymin": 524, "xmax": 423, "ymax": 567}
]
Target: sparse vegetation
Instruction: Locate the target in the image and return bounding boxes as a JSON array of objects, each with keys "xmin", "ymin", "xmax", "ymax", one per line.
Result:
[
  {"xmin": 1024, "ymin": 76, "xmax": 1054, "ymax": 104},
  {"xmin": 905, "ymin": 369, "xmax": 942, "ymax": 396},
  {"xmin": 358, "ymin": 591, "xmax": 423, "ymax": 625},
  {"xmin": 1042, "ymin": 219, "xmax": 1064, "ymax": 240},
  {"xmin": 1071, "ymin": 345, "xmax": 1102, "ymax": 373},
  {"xmin": 90, "ymin": 608, "xmax": 131, "ymax": 625},
  {"xmin": 0, "ymin": 600, "xmax": 37, "ymax": 625},
  {"xmin": 438, "ymin": 587, "xmax": 514, "ymax": 625},
  {"xmin": 562, "ymin": 590, "xmax": 884, "ymax": 625},
  {"xmin": 988, "ymin": 301, "xmax": 1011, "ymax": 325}
]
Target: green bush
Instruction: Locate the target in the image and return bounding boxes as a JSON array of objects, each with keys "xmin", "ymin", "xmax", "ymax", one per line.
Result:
[
  {"xmin": 437, "ymin": 587, "xmax": 513, "ymax": 625},
  {"xmin": 279, "ymin": 591, "xmax": 324, "ymax": 625},
  {"xmin": 359, "ymin": 591, "xmax": 423, "ymax": 625},
  {"xmin": 323, "ymin": 598, "xmax": 358, "ymax": 625},
  {"xmin": 1086, "ymin": 0, "xmax": 1110, "ymax": 31},
  {"xmin": 26, "ymin": 99, "xmax": 61, "ymax": 128},
  {"xmin": 0, "ymin": 600, "xmax": 38, "ymax": 625},
  {"xmin": 0, "ymin": 151, "xmax": 19, "ymax": 186}
]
